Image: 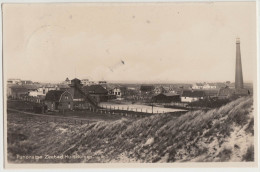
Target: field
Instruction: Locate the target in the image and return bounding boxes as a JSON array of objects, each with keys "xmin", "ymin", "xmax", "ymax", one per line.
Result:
[{"xmin": 7, "ymin": 97, "xmax": 254, "ymax": 163}]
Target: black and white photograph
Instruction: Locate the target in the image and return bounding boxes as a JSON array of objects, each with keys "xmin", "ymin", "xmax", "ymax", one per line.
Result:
[{"xmin": 1, "ymin": 1, "xmax": 258, "ymax": 168}]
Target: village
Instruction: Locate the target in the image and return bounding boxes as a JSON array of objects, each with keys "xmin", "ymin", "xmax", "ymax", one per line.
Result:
[{"xmin": 7, "ymin": 76, "xmax": 252, "ymax": 116}]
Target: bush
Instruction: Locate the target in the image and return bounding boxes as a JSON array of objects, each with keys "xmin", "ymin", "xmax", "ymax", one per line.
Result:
[
  {"xmin": 242, "ymin": 145, "xmax": 254, "ymax": 161},
  {"xmin": 217, "ymin": 148, "xmax": 232, "ymax": 161},
  {"xmin": 188, "ymin": 98, "xmax": 231, "ymax": 109},
  {"xmin": 245, "ymin": 118, "xmax": 254, "ymax": 135}
]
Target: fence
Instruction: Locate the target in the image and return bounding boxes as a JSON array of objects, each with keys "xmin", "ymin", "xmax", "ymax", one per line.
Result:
[{"xmin": 85, "ymin": 104, "xmax": 187, "ymax": 118}]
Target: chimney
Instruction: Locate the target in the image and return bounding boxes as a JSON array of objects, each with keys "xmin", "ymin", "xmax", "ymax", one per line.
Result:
[{"xmin": 235, "ymin": 38, "xmax": 244, "ymax": 89}]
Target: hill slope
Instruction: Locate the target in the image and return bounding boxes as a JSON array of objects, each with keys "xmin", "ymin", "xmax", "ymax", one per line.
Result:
[{"xmin": 8, "ymin": 97, "xmax": 254, "ymax": 163}]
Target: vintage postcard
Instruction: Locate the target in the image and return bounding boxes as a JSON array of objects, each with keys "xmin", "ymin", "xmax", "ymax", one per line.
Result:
[{"xmin": 2, "ymin": 1, "xmax": 258, "ymax": 169}]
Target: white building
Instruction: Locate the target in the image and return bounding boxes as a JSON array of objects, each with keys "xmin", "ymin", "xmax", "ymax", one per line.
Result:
[
  {"xmin": 111, "ymin": 87, "xmax": 127, "ymax": 99},
  {"xmin": 192, "ymin": 83, "xmax": 217, "ymax": 90},
  {"xmin": 181, "ymin": 90, "xmax": 205, "ymax": 103},
  {"xmin": 112, "ymin": 87, "xmax": 122, "ymax": 98},
  {"xmin": 81, "ymin": 79, "xmax": 96, "ymax": 86},
  {"xmin": 192, "ymin": 83, "xmax": 204, "ymax": 89},
  {"xmin": 202, "ymin": 83, "xmax": 217, "ymax": 89},
  {"xmin": 29, "ymin": 85, "xmax": 57, "ymax": 97},
  {"xmin": 7, "ymin": 79, "xmax": 22, "ymax": 85}
]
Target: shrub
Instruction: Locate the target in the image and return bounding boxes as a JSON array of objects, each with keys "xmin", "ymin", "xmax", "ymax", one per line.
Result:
[
  {"xmin": 242, "ymin": 145, "xmax": 254, "ymax": 161},
  {"xmin": 245, "ymin": 118, "xmax": 254, "ymax": 135},
  {"xmin": 217, "ymin": 148, "xmax": 232, "ymax": 161}
]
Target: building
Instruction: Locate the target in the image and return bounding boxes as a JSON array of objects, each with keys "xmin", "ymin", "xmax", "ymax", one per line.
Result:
[
  {"xmin": 204, "ymin": 89, "xmax": 219, "ymax": 98},
  {"xmin": 192, "ymin": 83, "xmax": 204, "ymax": 89},
  {"xmin": 21, "ymin": 80, "xmax": 33, "ymax": 85},
  {"xmin": 152, "ymin": 93, "xmax": 180, "ymax": 103},
  {"xmin": 192, "ymin": 83, "xmax": 216, "ymax": 90},
  {"xmin": 45, "ymin": 90, "xmax": 73, "ymax": 111},
  {"xmin": 57, "ymin": 84, "xmax": 70, "ymax": 91},
  {"xmin": 98, "ymin": 81, "xmax": 107, "ymax": 89},
  {"xmin": 68, "ymin": 78, "xmax": 97, "ymax": 109},
  {"xmin": 110, "ymin": 87, "xmax": 127, "ymax": 99},
  {"xmin": 7, "ymin": 85, "xmax": 28, "ymax": 99},
  {"xmin": 25, "ymin": 85, "xmax": 39, "ymax": 97},
  {"xmin": 62, "ymin": 77, "xmax": 71, "ymax": 85},
  {"xmin": 83, "ymin": 85, "xmax": 108, "ymax": 102},
  {"xmin": 29, "ymin": 85, "xmax": 57, "ymax": 97},
  {"xmin": 81, "ymin": 79, "xmax": 96, "ymax": 86},
  {"xmin": 217, "ymin": 86, "xmax": 235, "ymax": 99},
  {"xmin": 38, "ymin": 85, "xmax": 57, "ymax": 96},
  {"xmin": 181, "ymin": 90, "xmax": 205, "ymax": 103},
  {"xmin": 153, "ymin": 86, "xmax": 167, "ymax": 94},
  {"xmin": 203, "ymin": 83, "xmax": 217, "ymax": 89},
  {"xmin": 7, "ymin": 79, "xmax": 22, "ymax": 85}
]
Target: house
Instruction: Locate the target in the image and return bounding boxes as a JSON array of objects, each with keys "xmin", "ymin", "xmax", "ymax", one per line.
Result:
[
  {"xmin": 153, "ymin": 86, "xmax": 167, "ymax": 94},
  {"xmin": 21, "ymin": 80, "xmax": 33, "ymax": 85},
  {"xmin": 110, "ymin": 87, "xmax": 127, "ymax": 99},
  {"xmin": 204, "ymin": 89, "xmax": 219, "ymax": 98},
  {"xmin": 152, "ymin": 93, "xmax": 180, "ymax": 103},
  {"xmin": 216, "ymin": 82, "xmax": 231, "ymax": 89},
  {"xmin": 83, "ymin": 84, "xmax": 108, "ymax": 102},
  {"xmin": 202, "ymin": 83, "xmax": 217, "ymax": 89},
  {"xmin": 37, "ymin": 85, "xmax": 57, "ymax": 96},
  {"xmin": 217, "ymin": 86, "xmax": 235, "ymax": 99},
  {"xmin": 25, "ymin": 85, "xmax": 39, "ymax": 97},
  {"xmin": 181, "ymin": 90, "xmax": 205, "ymax": 103},
  {"xmin": 29, "ymin": 85, "xmax": 57, "ymax": 97},
  {"xmin": 7, "ymin": 78, "xmax": 22, "ymax": 85},
  {"xmin": 81, "ymin": 79, "xmax": 96, "ymax": 86},
  {"xmin": 192, "ymin": 83, "xmax": 204, "ymax": 89},
  {"xmin": 57, "ymin": 84, "xmax": 70, "ymax": 91},
  {"xmin": 98, "ymin": 81, "xmax": 107, "ymax": 85},
  {"xmin": 98, "ymin": 81, "xmax": 107, "ymax": 89},
  {"xmin": 192, "ymin": 83, "xmax": 217, "ymax": 90},
  {"xmin": 45, "ymin": 90, "xmax": 73, "ymax": 111},
  {"xmin": 7, "ymin": 85, "xmax": 28, "ymax": 99},
  {"xmin": 62, "ymin": 77, "xmax": 71, "ymax": 85}
]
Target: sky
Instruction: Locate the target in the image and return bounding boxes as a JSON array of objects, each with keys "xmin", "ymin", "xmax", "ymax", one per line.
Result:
[{"xmin": 3, "ymin": 2, "xmax": 257, "ymax": 83}]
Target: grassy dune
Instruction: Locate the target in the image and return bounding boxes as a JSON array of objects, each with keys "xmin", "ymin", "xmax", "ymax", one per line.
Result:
[{"xmin": 7, "ymin": 97, "xmax": 254, "ymax": 163}]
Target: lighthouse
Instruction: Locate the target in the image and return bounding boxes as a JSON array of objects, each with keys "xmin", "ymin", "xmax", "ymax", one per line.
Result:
[{"xmin": 235, "ymin": 38, "xmax": 244, "ymax": 89}]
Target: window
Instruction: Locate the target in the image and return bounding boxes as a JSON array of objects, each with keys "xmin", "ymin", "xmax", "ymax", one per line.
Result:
[{"xmin": 43, "ymin": 89, "xmax": 45, "ymax": 94}]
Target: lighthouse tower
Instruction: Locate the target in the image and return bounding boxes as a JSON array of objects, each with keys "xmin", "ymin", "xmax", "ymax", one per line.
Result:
[{"xmin": 235, "ymin": 38, "xmax": 244, "ymax": 89}]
